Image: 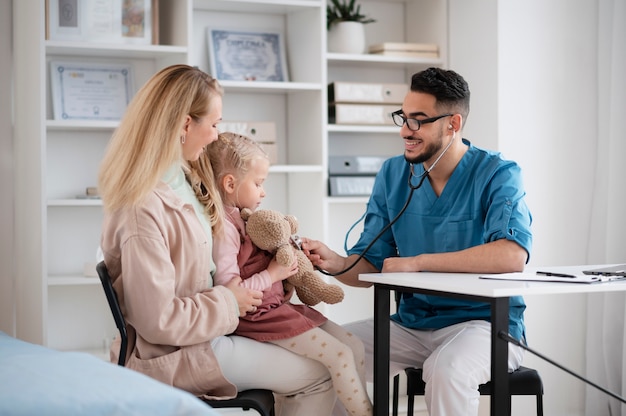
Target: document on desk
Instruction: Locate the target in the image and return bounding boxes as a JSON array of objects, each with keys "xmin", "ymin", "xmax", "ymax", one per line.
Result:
[{"xmin": 479, "ymin": 271, "xmax": 604, "ymax": 284}]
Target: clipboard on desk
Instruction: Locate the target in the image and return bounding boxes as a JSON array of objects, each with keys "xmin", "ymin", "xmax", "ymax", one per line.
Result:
[{"xmin": 479, "ymin": 271, "xmax": 604, "ymax": 284}]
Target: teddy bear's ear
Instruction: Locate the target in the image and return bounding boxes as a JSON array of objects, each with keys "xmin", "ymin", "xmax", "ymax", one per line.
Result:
[
  {"xmin": 285, "ymin": 215, "xmax": 298, "ymax": 234},
  {"xmin": 241, "ymin": 208, "xmax": 253, "ymax": 221}
]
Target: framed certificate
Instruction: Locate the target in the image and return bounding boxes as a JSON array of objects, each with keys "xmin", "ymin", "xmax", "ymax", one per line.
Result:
[
  {"xmin": 207, "ymin": 28, "xmax": 289, "ymax": 82},
  {"xmin": 46, "ymin": 0, "xmax": 156, "ymax": 45},
  {"xmin": 50, "ymin": 61, "xmax": 134, "ymax": 121}
]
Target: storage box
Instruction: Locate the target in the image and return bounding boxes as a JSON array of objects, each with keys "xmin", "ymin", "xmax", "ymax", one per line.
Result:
[
  {"xmin": 328, "ymin": 82, "xmax": 407, "ymax": 104},
  {"xmin": 329, "ymin": 176, "xmax": 376, "ymax": 196},
  {"xmin": 329, "ymin": 156, "xmax": 386, "ymax": 176},
  {"xmin": 329, "ymin": 104, "xmax": 398, "ymax": 125},
  {"xmin": 219, "ymin": 121, "xmax": 277, "ymax": 164},
  {"xmin": 368, "ymin": 42, "xmax": 439, "ymax": 59}
]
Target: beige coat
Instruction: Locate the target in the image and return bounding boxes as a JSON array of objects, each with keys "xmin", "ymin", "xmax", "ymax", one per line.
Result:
[{"xmin": 101, "ymin": 181, "xmax": 240, "ymax": 399}]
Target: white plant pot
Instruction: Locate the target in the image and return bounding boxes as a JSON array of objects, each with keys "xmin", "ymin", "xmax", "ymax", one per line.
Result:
[{"xmin": 327, "ymin": 21, "xmax": 366, "ymax": 54}]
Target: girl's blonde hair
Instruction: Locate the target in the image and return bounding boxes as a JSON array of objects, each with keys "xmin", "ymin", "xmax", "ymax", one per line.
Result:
[
  {"xmin": 98, "ymin": 64, "xmax": 223, "ymax": 217},
  {"xmin": 188, "ymin": 132, "xmax": 269, "ymax": 234}
]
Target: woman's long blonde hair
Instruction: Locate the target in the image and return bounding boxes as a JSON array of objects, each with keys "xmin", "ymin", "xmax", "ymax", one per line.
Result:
[{"xmin": 98, "ymin": 64, "xmax": 223, "ymax": 215}]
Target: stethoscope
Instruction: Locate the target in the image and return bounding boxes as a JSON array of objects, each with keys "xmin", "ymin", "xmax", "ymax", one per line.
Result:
[{"xmin": 316, "ymin": 131, "xmax": 456, "ymax": 277}]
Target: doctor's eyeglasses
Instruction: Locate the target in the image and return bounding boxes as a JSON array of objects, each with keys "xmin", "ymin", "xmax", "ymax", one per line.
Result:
[{"xmin": 391, "ymin": 110, "xmax": 452, "ymax": 131}]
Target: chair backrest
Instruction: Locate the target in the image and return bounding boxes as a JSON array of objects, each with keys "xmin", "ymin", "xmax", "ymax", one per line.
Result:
[
  {"xmin": 96, "ymin": 261, "xmax": 276, "ymax": 415},
  {"xmin": 97, "ymin": 261, "xmax": 128, "ymax": 366}
]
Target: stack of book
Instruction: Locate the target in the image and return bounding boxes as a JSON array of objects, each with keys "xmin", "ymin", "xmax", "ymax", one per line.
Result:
[{"xmin": 368, "ymin": 42, "xmax": 439, "ymax": 59}]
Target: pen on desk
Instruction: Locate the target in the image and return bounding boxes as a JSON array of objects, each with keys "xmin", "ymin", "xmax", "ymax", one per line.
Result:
[{"xmin": 536, "ymin": 271, "xmax": 576, "ymax": 278}]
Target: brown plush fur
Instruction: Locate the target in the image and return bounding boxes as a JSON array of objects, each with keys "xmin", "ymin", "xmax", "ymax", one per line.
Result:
[{"xmin": 241, "ymin": 208, "xmax": 344, "ymax": 306}]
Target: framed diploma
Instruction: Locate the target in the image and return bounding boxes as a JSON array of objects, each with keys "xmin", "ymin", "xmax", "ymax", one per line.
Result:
[
  {"xmin": 207, "ymin": 28, "xmax": 289, "ymax": 82},
  {"xmin": 46, "ymin": 0, "xmax": 156, "ymax": 45},
  {"xmin": 50, "ymin": 61, "xmax": 134, "ymax": 121}
]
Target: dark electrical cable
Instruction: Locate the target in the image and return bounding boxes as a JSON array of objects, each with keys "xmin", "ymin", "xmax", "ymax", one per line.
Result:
[{"xmin": 498, "ymin": 331, "xmax": 626, "ymax": 404}]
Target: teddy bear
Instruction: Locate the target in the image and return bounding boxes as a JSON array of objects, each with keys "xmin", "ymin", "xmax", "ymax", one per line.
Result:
[{"xmin": 240, "ymin": 208, "xmax": 344, "ymax": 306}]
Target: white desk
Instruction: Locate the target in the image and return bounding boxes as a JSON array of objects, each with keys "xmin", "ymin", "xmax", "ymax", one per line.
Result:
[{"xmin": 359, "ymin": 265, "xmax": 626, "ymax": 416}]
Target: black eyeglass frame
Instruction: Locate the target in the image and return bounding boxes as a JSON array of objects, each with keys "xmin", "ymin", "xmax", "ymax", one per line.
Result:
[{"xmin": 391, "ymin": 110, "xmax": 453, "ymax": 131}]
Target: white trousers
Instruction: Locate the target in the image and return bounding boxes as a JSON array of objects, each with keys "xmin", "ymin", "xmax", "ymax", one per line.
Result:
[
  {"xmin": 333, "ymin": 319, "xmax": 525, "ymax": 416},
  {"xmin": 213, "ymin": 334, "xmax": 336, "ymax": 416}
]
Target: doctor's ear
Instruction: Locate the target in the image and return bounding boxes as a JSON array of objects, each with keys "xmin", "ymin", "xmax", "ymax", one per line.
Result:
[{"xmin": 448, "ymin": 114, "xmax": 463, "ymax": 132}]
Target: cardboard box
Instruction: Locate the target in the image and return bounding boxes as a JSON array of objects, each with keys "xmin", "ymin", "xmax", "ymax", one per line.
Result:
[
  {"xmin": 219, "ymin": 121, "xmax": 277, "ymax": 164},
  {"xmin": 329, "ymin": 104, "xmax": 398, "ymax": 125},
  {"xmin": 258, "ymin": 142, "xmax": 277, "ymax": 165},
  {"xmin": 219, "ymin": 121, "xmax": 276, "ymax": 142},
  {"xmin": 328, "ymin": 82, "xmax": 407, "ymax": 104}
]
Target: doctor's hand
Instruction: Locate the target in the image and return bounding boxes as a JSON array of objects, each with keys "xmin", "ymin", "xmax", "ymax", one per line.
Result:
[
  {"xmin": 225, "ymin": 277, "xmax": 263, "ymax": 316},
  {"xmin": 301, "ymin": 238, "xmax": 343, "ymax": 274}
]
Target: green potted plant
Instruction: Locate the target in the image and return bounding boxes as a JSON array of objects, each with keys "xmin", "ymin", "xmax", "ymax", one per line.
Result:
[
  {"xmin": 326, "ymin": 0, "xmax": 375, "ymax": 54},
  {"xmin": 326, "ymin": 0, "xmax": 376, "ymax": 30}
]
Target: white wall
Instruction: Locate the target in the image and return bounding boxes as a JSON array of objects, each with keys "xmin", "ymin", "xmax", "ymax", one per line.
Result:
[
  {"xmin": 0, "ymin": 0, "xmax": 14, "ymax": 335},
  {"xmin": 500, "ymin": 2, "xmax": 597, "ymax": 415},
  {"xmin": 450, "ymin": 1, "xmax": 600, "ymax": 415}
]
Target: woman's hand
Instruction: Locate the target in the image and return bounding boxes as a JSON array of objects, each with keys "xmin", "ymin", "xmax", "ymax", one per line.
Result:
[{"xmin": 225, "ymin": 277, "xmax": 263, "ymax": 317}]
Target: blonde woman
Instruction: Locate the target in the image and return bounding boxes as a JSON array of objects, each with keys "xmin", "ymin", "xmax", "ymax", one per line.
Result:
[
  {"xmin": 98, "ymin": 64, "xmax": 336, "ymax": 416},
  {"xmin": 189, "ymin": 132, "xmax": 372, "ymax": 416}
]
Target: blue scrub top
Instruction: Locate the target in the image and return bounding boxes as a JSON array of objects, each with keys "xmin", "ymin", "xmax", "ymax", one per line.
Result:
[{"xmin": 347, "ymin": 139, "xmax": 532, "ymax": 340}]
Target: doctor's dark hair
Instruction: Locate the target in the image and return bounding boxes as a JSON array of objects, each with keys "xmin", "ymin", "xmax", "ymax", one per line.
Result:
[{"xmin": 410, "ymin": 67, "xmax": 470, "ymax": 123}]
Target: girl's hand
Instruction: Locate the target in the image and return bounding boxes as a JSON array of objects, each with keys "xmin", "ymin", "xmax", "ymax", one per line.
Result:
[
  {"xmin": 225, "ymin": 277, "xmax": 263, "ymax": 316},
  {"xmin": 266, "ymin": 257, "xmax": 298, "ymax": 283}
]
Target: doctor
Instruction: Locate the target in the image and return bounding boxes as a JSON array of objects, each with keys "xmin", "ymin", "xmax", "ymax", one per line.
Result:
[{"xmin": 303, "ymin": 67, "xmax": 533, "ymax": 416}]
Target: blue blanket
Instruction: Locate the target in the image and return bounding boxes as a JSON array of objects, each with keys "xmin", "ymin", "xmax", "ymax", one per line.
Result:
[{"xmin": 0, "ymin": 331, "xmax": 218, "ymax": 416}]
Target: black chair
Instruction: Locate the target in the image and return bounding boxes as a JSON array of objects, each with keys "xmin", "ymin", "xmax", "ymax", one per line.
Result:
[
  {"xmin": 97, "ymin": 261, "xmax": 275, "ymax": 416},
  {"xmin": 391, "ymin": 292, "xmax": 544, "ymax": 416},
  {"xmin": 392, "ymin": 366, "xmax": 544, "ymax": 416}
]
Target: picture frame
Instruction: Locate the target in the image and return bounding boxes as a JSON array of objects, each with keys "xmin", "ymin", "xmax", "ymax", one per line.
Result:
[
  {"xmin": 46, "ymin": 0, "xmax": 156, "ymax": 45},
  {"xmin": 49, "ymin": 61, "xmax": 134, "ymax": 121},
  {"xmin": 207, "ymin": 28, "xmax": 289, "ymax": 82}
]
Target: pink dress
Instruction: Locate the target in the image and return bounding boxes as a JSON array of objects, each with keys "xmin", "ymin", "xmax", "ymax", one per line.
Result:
[{"xmin": 213, "ymin": 206, "xmax": 326, "ymax": 342}]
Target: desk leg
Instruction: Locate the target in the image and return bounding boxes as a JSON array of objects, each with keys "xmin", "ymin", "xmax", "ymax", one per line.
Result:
[
  {"xmin": 373, "ymin": 285, "xmax": 390, "ymax": 416},
  {"xmin": 491, "ymin": 297, "xmax": 510, "ymax": 416}
]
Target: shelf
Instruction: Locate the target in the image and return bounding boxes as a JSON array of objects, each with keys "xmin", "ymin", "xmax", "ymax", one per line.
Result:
[
  {"xmin": 193, "ymin": 0, "xmax": 320, "ymax": 13},
  {"xmin": 270, "ymin": 164, "xmax": 323, "ymax": 173},
  {"xmin": 47, "ymin": 120, "xmax": 119, "ymax": 131},
  {"xmin": 327, "ymin": 52, "xmax": 444, "ymax": 69},
  {"xmin": 218, "ymin": 80, "xmax": 322, "ymax": 93},
  {"xmin": 326, "ymin": 196, "xmax": 370, "ymax": 204},
  {"xmin": 48, "ymin": 199, "xmax": 103, "ymax": 207},
  {"xmin": 46, "ymin": 41, "xmax": 187, "ymax": 59},
  {"xmin": 327, "ymin": 124, "xmax": 399, "ymax": 134},
  {"xmin": 48, "ymin": 276, "xmax": 100, "ymax": 286}
]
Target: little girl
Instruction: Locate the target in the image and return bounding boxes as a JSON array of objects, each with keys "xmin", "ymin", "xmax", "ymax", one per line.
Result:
[{"xmin": 188, "ymin": 132, "xmax": 372, "ymax": 416}]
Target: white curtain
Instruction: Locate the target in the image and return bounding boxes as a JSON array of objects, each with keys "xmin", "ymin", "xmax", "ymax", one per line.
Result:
[{"xmin": 585, "ymin": 0, "xmax": 626, "ymax": 414}]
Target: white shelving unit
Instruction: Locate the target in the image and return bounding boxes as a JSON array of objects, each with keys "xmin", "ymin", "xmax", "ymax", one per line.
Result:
[
  {"xmin": 14, "ymin": 0, "xmax": 190, "ymax": 353},
  {"xmin": 13, "ymin": 0, "xmax": 447, "ymax": 354}
]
